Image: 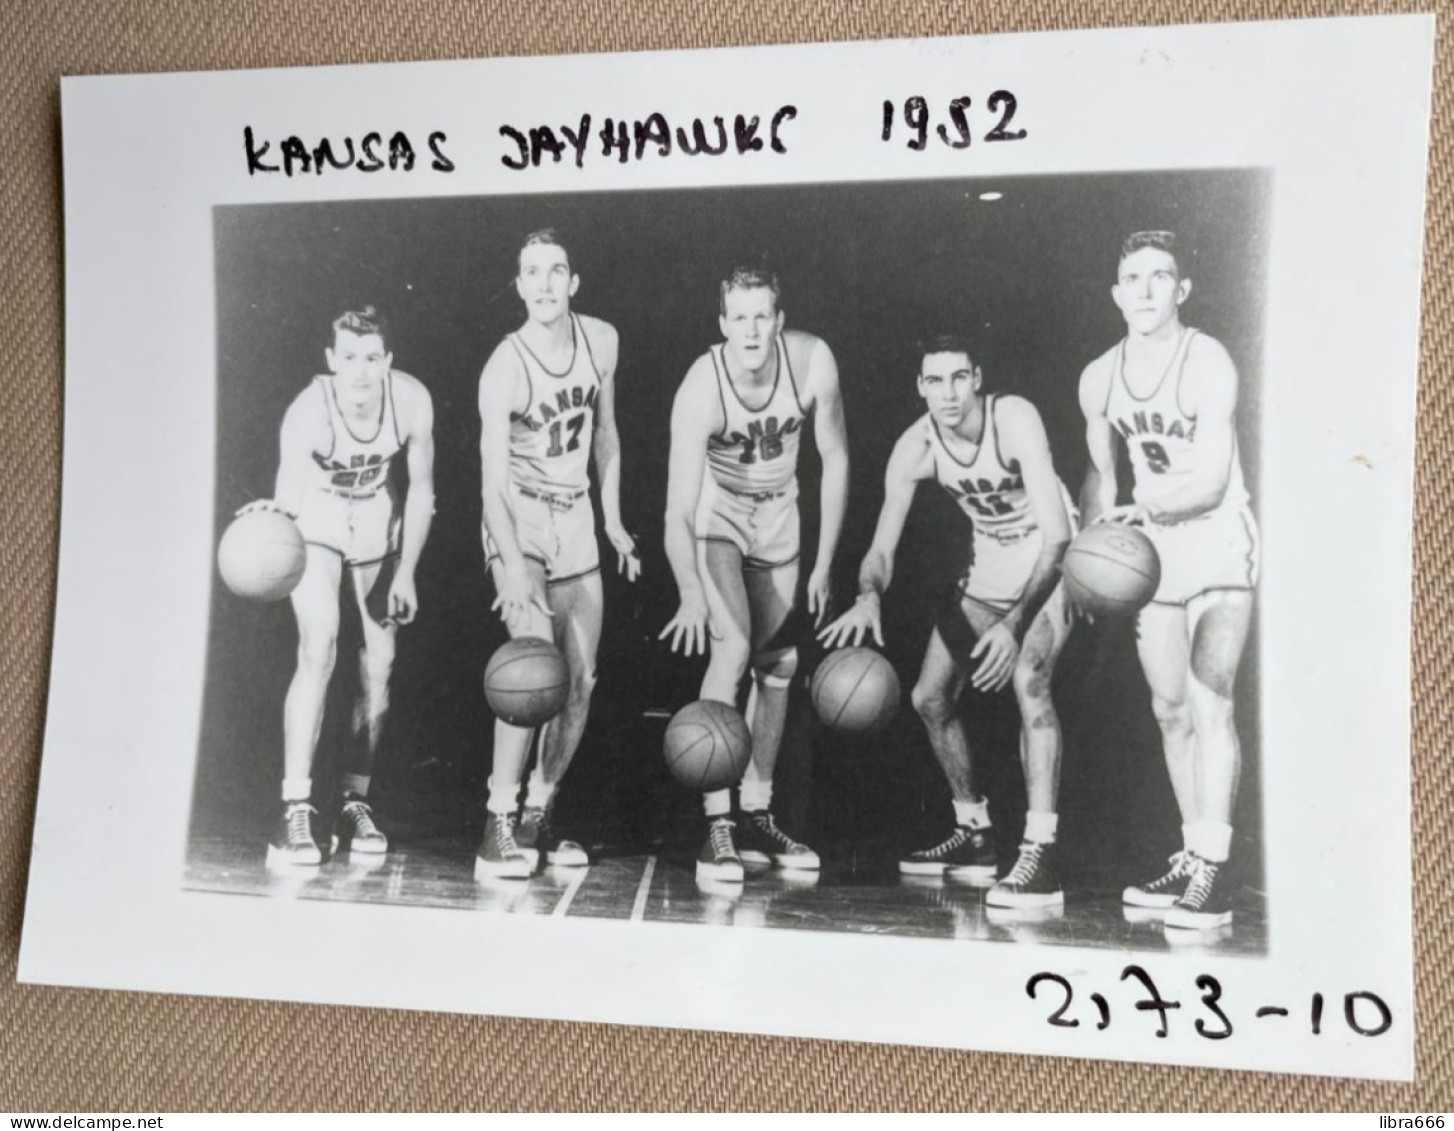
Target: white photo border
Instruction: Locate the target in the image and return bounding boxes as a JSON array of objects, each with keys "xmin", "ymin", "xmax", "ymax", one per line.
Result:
[{"xmin": 23, "ymin": 15, "xmax": 1434, "ymax": 1080}]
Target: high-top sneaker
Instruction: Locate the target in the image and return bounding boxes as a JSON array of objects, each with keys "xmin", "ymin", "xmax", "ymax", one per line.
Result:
[
  {"xmin": 987, "ymin": 840, "xmax": 1063, "ymax": 908},
  {"xmin": 737, "ymin": 810, "xmax": 820, "ymax": 870},
  {"xmin": 899, "ymin": 826, "xmax": 997, "ymax": 886},
  {"xmin": 474, "ymin": 811, "xmax": 533, "ymax": 881},
  {"xmin": 696, "ymin": 816, "xmax": 745, "ymax": 884},
  {"xmin": 267, "ymin": 801, "xmax": 322, "ymax": 870}
]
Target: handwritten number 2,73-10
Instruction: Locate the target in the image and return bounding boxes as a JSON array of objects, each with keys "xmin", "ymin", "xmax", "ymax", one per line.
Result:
[
  {"xmin": 881, "ymin": 92, "xmax": 1027, "ymax": 150},
  {"xmin": 1026, "ymin": 967, "xmax": 1393, "ymax": 1041}
]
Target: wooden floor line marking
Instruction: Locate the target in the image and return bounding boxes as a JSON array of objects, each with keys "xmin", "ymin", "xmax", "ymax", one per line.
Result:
[
  {"xmin": 552, "ymin": 865, "xmax": 589, "ymax": 918},
  {"xmin": 631, "ymin": 855, "xmax": 658, "ymax": 922}
]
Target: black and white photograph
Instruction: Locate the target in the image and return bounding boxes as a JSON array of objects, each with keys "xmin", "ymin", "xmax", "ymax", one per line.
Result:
[
  {"xmin": 190, "ymin": 170, "xmax": 1268, "ymax": 954},
  {"xmin": 22, "ymin": 15, "xmax": 1433, "ymax": 1080}
]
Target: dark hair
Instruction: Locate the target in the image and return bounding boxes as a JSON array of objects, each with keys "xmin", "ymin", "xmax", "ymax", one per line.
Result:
[
  {"xmin": 719, "ymin": 264, "xmax": 782, "ymax": 316},
  {"xmin": 519, "ymin": 228, "xmax": 572, "ymax": 273},
  {"xmin": 1119, "ymin": 230, "xmax": 1184, "ymax": 276},
  {"xmin": 332, "ymin": 306, "xmax": 387, "ymax": 350},
  {"xmin": 917, "ymin": 333, "xmax": 976, "ymax": 369}
]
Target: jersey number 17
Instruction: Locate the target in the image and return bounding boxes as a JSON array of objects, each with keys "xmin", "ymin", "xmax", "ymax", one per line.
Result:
[{"xmin": 546, "ymin": 414, "xmax": 586, "ymax": 457}]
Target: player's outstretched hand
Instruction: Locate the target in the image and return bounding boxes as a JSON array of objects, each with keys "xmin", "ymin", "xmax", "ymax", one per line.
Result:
[
  {"xmin": 605, "ymin": 523, "xmax": 642, "ymax": 583},
  {"xmin": 659, "ymin": 593, "xmax": 717, "ymax": 656},
  {"xmin": 1097, "ymin": 503, "xmax": 1149, "ymax": 526},
  {"xmin": 817, "ymin": 595, "xmax": 884, "ymax": 650},
  {"xmin": 970, "ymin": 622, "xmax": 1018, "ymax": 693},
  {"xmin": 387, "ymin": 571, "xmax": 418, "ymax": 627},
  {"xmin": 491, "ymin": 565, "xmax": 552, "ymax": 632}
]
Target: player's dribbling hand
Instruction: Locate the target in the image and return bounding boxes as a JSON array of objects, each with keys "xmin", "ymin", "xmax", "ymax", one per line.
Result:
[
  {"xmin": 659, "ymin": 592, "xmax": 717, "ymax": 656},
  {"xmin": 1098, "ymin": 503, "xmax": 1149, "ymax": 526},
  {"xmin": 817, "ymin": 595, "xmax": 884, "ymax": 649},
  {"xmin": 1059, "ymin": 573, "xmax": 1095, "ymax": 626},
  {"xmin": 235, "ymin": 498, "xmax": 294, "ymax": 519},
  {"xmin": 805, "ymin": 566, "xmax": 833, "ymax": 628},
  {"xmin": 970, "ymin": 622, "xmax": 1018, "ymax": 693},
  {"xmin": 386, "ymin": 573, "xmax": 418, "ymax": 627},
  {"xmin": 605, "ymin": 523, "xmax": 642, "ymax": 583},
  {"xmin": 492, "ymin": 565, "xmax": 552, "ymax": 632}
]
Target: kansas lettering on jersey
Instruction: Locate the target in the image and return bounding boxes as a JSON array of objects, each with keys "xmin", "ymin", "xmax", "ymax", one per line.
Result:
[
  {"xmin": 310, "ymin": 371, "xmax": 403, "ymax": 498},
  {"xmin": 926, "ymin": 394, "xmax": 1039, "ymax": 541},
  {"xmin": 706, "ymin": 339, "xmax": 806, "ymax": 495},
  {"xmin": 1105, "ymin": 327, "xmax": 1249, "ymax": 513},
  {"xmin": 506, "ymin": 314, "xmax": 602, "ymax": 495}
]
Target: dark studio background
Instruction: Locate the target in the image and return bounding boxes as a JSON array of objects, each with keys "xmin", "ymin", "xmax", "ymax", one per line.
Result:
[{"xmin": 193, "ymin": 168, "xmax": 1267, "ymax": 892}]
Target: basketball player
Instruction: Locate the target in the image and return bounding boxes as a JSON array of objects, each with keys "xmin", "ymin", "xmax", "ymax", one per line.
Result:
[
  {"xmin": 1079, "ymin": 230, "xmax": 1258, "ymax": 930},
  {"xmin": 250, "ymin": 306, "xmax": 436, "ymax": 869},
  {"xmin": 476, "ymin": 229, "xmax": 639, "ymax": 880},
  {"xmin": 820, "ymin": 335, "xmax": 1074, "ymax": 907},
  {"xmin": 661, "ymin": 265, "xmax": 849, "ymax": 884}
]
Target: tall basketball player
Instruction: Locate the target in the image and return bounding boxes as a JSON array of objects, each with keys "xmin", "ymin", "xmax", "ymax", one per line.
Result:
[
  {"xmin": 477, "ymin": 229, "xmax": 639, "ymax": 880},
  {"xmin": 661, "ymin": 265, "xmax": 849, "ymax": 884},
  {"xmin": 1079, "ymin": 230, "xmax": 1259, "ymax": 929},
  {"xmin": 252, "ymin": 306, "xmax": 436, "ymax": 869},
  {"xmin": 820, "ymin": 335, "xmax": 1074, "ymax": 908}
]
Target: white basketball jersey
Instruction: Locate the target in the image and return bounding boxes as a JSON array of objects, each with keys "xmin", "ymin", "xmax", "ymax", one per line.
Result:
[
  {"xmin": 705, "ymin": 339, "xmax": 806, "ymax": 495},
  {"xmin": 926, "ymin": 395, "xmax": 1039, "ymax": 541},
  {"xmin": 1103, "ymin": 327, "xmax": 1249, "ymax": 514},
  {"xmin": 507, "ymin": 314, "xmax": 601, "ymax": 495},
  {"xmin": 309, "ymin": 371, "xmax": 403, "ymax": 499}
]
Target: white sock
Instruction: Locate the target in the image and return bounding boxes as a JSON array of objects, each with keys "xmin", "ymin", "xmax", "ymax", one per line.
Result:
[
  {"xmin": 1182, "ymin": 823, "xmax": 1196, "ymax": 853},
  {"xmin": 486, "ymin": 774, "xmax": 520, "ymax": 817},
  {"xmin": 1195, "ymin": 820, "xmax": 1233, "ymax": 863},
  {"xmin": 340, "ymin": 774, "xmax": 370, "ymax": 798},
  {"xmin": 282, "ymin": 777, "xmax": 311, "ymax": 804},
  {"xmin": 703, "ymin": 789, "xmax": 732, "ymax": 818},
  {"xmin": 1024, "ymin": 810, "xmax": 1058, "ymax": 844},
  {"xmin": 524, "ymin": 772, "xmax": 555, "ymax": 811},
  {"xmin": 739, "ymin": 779, "xmax": 772, "ymax": 813},
  {"xmin": 953, "ymin": 798, "xmax": 991, "ymax": 829}
]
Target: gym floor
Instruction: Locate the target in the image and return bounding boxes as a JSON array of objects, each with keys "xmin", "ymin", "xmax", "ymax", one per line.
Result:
[{"xmin": 184, "ymin": 831, "xmax": 1266, "ymax": 955}]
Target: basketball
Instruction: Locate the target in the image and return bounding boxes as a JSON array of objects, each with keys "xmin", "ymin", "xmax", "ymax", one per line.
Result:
[
  {"xmin": 811, "ymin": 647, "xmax": 901, "ymax": 733},
  {"xmin": 663, "ymin": 700, "xmax": 752, "ymax": 792},
  {"xmin": 484, "ymin": 637, "xmax": 570, "ymax": 727},
  {"xmin": 1061, "ymin": 523, "xmax": 1162, "ymax": 618},
  {"xmin": 217, "ymin": 509, "xmax": 307, "ymax": 602}
]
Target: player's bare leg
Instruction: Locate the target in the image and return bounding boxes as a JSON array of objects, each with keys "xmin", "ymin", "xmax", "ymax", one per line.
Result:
[
  {"xmin": 901, "ymin": 601, "xmax": 997, "ymax": 884},
  {"xmin": 1162, "ymin": 588, "xmax": 1255, "ymax": 929},
  {"xmin": 331, "ymin": 557, "xmax": 396, "ymax": 857},
  {"xmin": 737, "ymin": 559, "xmax": 815, "ymax": 869},
  {"xmin": 740, "ymin": 561, "xmax": 798, "ymax": 790},
  {"xmin": 477, "ymin": 557, "xmax": 553, "ymax": 880},
  {"xmin": 691, "ymin": 541, "xmax": 754, "ymax": 881},
  {"xmin": 990, "ymin": 586, "xmax": 1073, "ymax": 908},
  {"xmin": 535, "ymin": 572, "xmax": 603, "ymax": 787},
  {"xmin": 694, "ymin": 542, "xmax": 814, "ymax": 876},
  {"xmin": 1013, "ymin": 586, "xmax": 1073, "ymax": 818},
  {"xmin": 1135, "ymin": 602, "xmax": 1200, "ymax": 821},
  {"xmin": 698, "ymin": 541, "xmax": 753, "ymax": 707},
  {"xmin": 272, "ymin": 545, "xmax": 342, "ymax": 867},
  {"xmin": 910, "ymin": 627, "xmax": 975, "ymax": 799},
  {"xmin": 1122, "ymin": 601, "xmax": 1200, "ymax": 907},
  {"xmin": 517, "ymin": 570, "xmax": 603, "ymax": 868},
  {"xmin": 1186, "ymin": 589, "xmax": 1253, "ymax": 828}
]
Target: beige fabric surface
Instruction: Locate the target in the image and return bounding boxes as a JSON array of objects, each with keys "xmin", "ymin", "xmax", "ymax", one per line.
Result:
[{"xmin": 1, "ymin": 0, "xmax": 1447, "ymax": 1111}]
